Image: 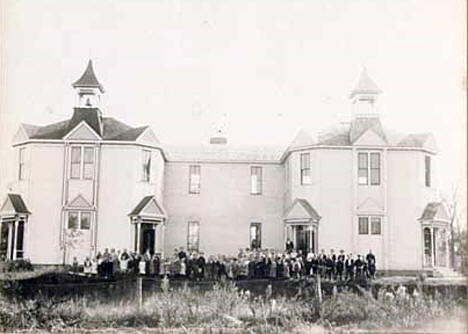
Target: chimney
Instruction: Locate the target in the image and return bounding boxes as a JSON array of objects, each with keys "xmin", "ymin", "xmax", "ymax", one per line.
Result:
[{"xmin": 209, "ymin": 136, "xmax": 227, "ymax": 145}]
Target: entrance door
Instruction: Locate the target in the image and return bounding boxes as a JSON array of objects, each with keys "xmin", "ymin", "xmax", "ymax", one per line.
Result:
[
  {"xmin": 140, "ymin": 225, "xmax": 155, "ymax": 255},
  {"xmin": 295, "ymin": 225, "xmax": 310, "ymax": 255},
  {"xmin": 0, "ymin": 220, "xmax": 25, "ymax": 260},
  {"xmin": 0, "ymin": 222, "xmax": 8, "ymax": 260}
]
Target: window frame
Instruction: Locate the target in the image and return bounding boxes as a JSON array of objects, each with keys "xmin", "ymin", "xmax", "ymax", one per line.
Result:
[
  {"xmin": 358, "ymin": 215, "xmax": 382, "ymax": 235},
  {"xmin": 249, "ymin": 222, "xmax": 262, "ymax": 249},
  {"xmin": 141, "ymin": 149, "xmax": 152, "ymax": 182},
  {"xmin": 187, "ymin": 221, "xmax": 200, "ymax": 252},
  {"xmin": 300, "ymin": 153, "xmax": 311, "ymax": 185},
  {"xmin": 70, "ymin": 145, "xmax": 95, "ymax": 180},
  {"xmin": 425, "ymin": 155, "xmax": 431, "ymax": 187},
  {"xmin": 371, "ymin": 217, "xmax": 382, "ymax": 235},
  {"xmin": 18, "ymin": 147, "xmax": 26, "ymax": 180},
  {"xmin": 250, "ymin": 166, "xmax": 263, "ymax": 195},
  {"xmin": 358, "ymin": 151, "xmax": 381, "ymax": 186},
  {"xmin": 358, "ymin": 217, "xmax": 369, "ymax": 234},
  {"xmin": 83, "ymin": 147, "xmax": 95, "ymax": 180},
  {"xmin": 67, "ymin": 211, "xmax": 92, "ymax": 230},
  {"xmin": 189, "ymin": 165, "xmax": 201, "ymax": 194}
]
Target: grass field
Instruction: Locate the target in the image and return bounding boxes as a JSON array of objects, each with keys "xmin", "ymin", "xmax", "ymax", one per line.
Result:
[{"xmin": 1, "ymin": 281, "xmax": 466, "ymax": 333}]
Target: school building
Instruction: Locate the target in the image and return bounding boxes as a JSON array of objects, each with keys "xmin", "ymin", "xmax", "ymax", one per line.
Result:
[{"xmin": 0, "ymin": 61, "xmax": 451, "ymax": 273}]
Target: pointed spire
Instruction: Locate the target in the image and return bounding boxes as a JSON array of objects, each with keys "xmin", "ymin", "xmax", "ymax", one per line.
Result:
[
  {"xmin": 349, "ymin": 67, "xmax": 382, "ymax": 98},
  {"xmin": 72, "ymin": 60, "xmax": 104, "ymax": 93}
]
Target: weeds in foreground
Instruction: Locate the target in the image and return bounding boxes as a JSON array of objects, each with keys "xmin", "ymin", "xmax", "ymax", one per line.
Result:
[{"xmin": 0, "ymin": 282, "xmax": 465, "ymax": 332}]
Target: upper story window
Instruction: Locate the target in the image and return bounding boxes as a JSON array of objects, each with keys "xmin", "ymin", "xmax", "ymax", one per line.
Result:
[
  {"xmin": 70, "ymin": 146, "xmax": 94, "ymax": 180},
  {"xmin": 300, "ymin": 153, "xmax": 311, "ymax": 185},
  {"xmin": 187, "ymin": 221, "xmax": 200, "ymax": 252},
  {"xmin": 67, "ymin": 211, "xmax": 91, "ymax": 230},
  {"xmin": 358, "ymin": 216, "xmax": 382, "ymax": 235},
  {"xmin": 142, "ymin": 150, "xmax": 152, "ymax": 182},
  {"xmin": 358, "ymin": 152, "xmax": 380, "ymax": 185},
  {"xmin": 251, "ymin": 166, "xmax": 263, "ymax": 195},
  {"xmin": 425, "ymin": 156, "xmax": 431, "ymax": 187},
  {"xmin": 189, "ymin": 165, "xmax": 201, "ymax": 194},
  {"xmin": 18, "ymin": 147, "xmax": 26, "ymax": 180}
]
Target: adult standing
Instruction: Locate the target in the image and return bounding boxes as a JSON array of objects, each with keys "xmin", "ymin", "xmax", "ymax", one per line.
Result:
[{"xmin": 366, "ymin": 249, "xmax": 376, "ymax": 279}]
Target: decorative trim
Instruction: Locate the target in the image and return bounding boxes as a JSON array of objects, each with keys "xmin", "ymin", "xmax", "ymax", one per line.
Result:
[{"xmin": 63, "ymin": 120, "xmax": 102, "ymax": 141}]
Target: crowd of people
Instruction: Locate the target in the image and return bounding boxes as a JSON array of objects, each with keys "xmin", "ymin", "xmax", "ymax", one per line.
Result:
[{"xmin": 75, "ymin": 245, "xmax": 377, "ymax": 282}]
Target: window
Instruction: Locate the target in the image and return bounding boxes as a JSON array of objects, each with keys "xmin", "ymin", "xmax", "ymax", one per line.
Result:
[
  {"xmin": 250, "ymin": 223, "xmax": 262, "ymax": 249},
  {"xmin": 142, "ymin": 150, "xmax": 152, "ymax": 182},
  {"xmin": 189, "ymin": 165, "xmax": 201, "ymax": 194},
  {"xmin": 358, "ymin": 153, "xmax": 368, "ymax": 185},
  {"xmin": 70, "ymin": 146, "xmax": 95, "ymax": 180},
  {"xmin": 70, "ymin": 147, "xmax": 82, "ymax": 179},
  {"xmin": 425, "ymin": 156, "xmax": 431, "ymax": 187},
  {"xmin": 187, "ymin": 221, "xmax": 200, "ymax": 251},
  {"xmin": 358, "ymin": 217, "xmax": 369, "ymax": 234},
  {"xmin": 358, "ymin": 152, "xmax": 380, "ymax": 185},
  {"xmin": 359, "ymin": 216, "xmax": 382, "ymax": 235},
  {"xmin": 370, "ymin": 153, "xmax": 380, "ymax": 185},
  {"xmin": 68, "ymin": 212, "xmax": 79, "ymax": 229},
  {"xmin": 83, "ymin": 147, "xmax": 94, "ymax": 179},
  {"xmin": 67, "ymin": 211, "xmax": 91, "ymax": 230},
  {"xmin": 251, "ymin": 166, "xmax": 263, "ymax": 195},
  {"xmin": 300, "ymin": 153, "xmax": 311, "ymax": 185},
  {"xmin": 18, "ymin": 147, "xmax": 26, "ymax": 180},
  {"xmin": 371, "ymin": 217, "xmax": 381, "ymax": 235},
  {"xmin": 80, "ymin": 212, "xmax": 91, "ymax": 230}
]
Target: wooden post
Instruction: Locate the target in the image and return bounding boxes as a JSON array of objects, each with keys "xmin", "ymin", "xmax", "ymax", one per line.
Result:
[
  {"xmin": 12, "ymin": 220, "xmax": 18, "ymax": 260},
  {"xmin": 316, "ymin": 272, "xmax": 323, "ymax": 318},
  {"xmin": 136, "ymin": 276, "xmax": 143, "ymax": 311}
]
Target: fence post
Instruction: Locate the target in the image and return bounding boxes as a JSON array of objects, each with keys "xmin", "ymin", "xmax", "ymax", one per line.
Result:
[
  {"xmin": 136, "ymin": 276, "xmax": 143, "ymax": 310},
  {"xmin": 316, "ymin": 272, "xmax": 323, "ymax": 318}
]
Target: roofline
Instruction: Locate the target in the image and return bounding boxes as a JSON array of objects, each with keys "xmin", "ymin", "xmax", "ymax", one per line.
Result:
[
  {"xmin": 280, "ymin": 145, "xmax": 438, "ymax": 163},
  {"xmin": 63, "ymin": 120, "xmax": 102, "ymax": 141},
  {"xmin": 165, "ymin": 159, "xmax": 282, "ymax": 165},
  {"xmin": 11, "ymin": 140, "xmax": 437, "ymax": 165},
  {"xmin": 12, "ymin": 140, "xmax": 167, "ymax": 161},
  {"xmin": 134, "ymin": 126, "xmax": 152, "ymax": 141}
]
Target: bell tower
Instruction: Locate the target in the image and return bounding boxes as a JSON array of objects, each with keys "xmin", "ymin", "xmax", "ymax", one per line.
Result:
[
  {"xmin": 72, "ymin": 60, "xmax": 105, "ymax": 109},
  {"xmin": 350, "ymin": 67, "xmax": 382, "ymax": 118}
]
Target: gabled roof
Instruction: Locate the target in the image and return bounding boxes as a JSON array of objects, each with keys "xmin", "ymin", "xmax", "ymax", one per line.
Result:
[
  {"xmin": 350, "ymin": 67, "xmax": 382, "ymax": 98},
  {"xmin": 288, "ymin": 129, "xmax": 316, "ymax": 149},
  {"xmin": 419, "ymin": 202, "xmax": 450, "ymax": 222},
  {"xmin": 129, "ymin": 195, "xmax": 166, "ymax": 218},
  {"xmin": 284, "ymin": 198, "xmax": 321, "ymax": 221},
  {"xmin": 0, "ymin": 194, "xmax": 31, "ymax": 216},
  {"xmin": 286, "ymin": 118, "xmax": 435, "ymax": 153},
  {"xmin": 72, "ymin": 60, "xmax": 104, "ymax": 93},
  {"xmin": 398, "ymin": 133, "xmax": 433, "ymax": 148},
  {"xmin": 17, "ymin": 115, "xmax": 158, "ymax": 144},
  {"xmin": 67, "ymin": 108, "xmax": 102, "ymax": 137},
  {"xmin": 349, "ymin": 117, "xmax": 387, "ymax": 144},
  {"xmin": 316, "ymin": 123, "xmax": 351, "ymax": 146},
  {"xmin": 108, "ymin": 126, "xmax": 149, "ymax": 141}
]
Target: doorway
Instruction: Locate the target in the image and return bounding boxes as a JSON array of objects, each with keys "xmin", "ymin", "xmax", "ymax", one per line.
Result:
[
  {"xmin": 295, "ymin": 225, "xmax": 310, "ymax": 255},
  {"xmin": 286, "ymin": 224, "xmax": 317, "ymax": 255},
  {"xmin": 140, "ymin": 224, "xmax": 155, "ymax": 255}
]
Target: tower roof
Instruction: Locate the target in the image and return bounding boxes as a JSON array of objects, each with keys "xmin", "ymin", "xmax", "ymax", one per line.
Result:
[
  {"xmin": 72, "ymin": 60, "xmax": 105, "ymax": 93},
  {"xmin": 349, "ymin": 67, "xmax": 382, "ymax": 98}
]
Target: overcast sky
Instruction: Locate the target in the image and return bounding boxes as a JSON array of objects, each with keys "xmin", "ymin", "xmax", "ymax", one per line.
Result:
[{"xmin": 0, "ymin": 0, "xmax": 466, "ymax": 218}]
